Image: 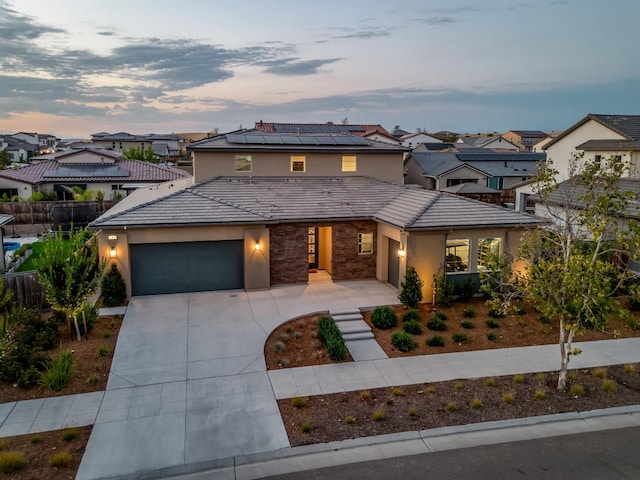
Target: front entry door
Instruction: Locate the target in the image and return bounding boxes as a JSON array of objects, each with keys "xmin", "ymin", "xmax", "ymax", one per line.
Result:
[{"xmin": 308, "ymin": 227, "xmax": 318, "ymax": 269}]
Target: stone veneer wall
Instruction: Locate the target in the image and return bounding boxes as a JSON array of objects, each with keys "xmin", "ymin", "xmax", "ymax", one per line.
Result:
[
  {"xmin": 269, "ymin": 224, "xmax": 308, "ymax": 285},
  {"xmin": 331, "ymin": 220, "xmax": 377, "ymax": 281}
]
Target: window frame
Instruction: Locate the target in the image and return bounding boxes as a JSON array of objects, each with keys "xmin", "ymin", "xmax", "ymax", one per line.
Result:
[
  {"xmin": 234, "ymin": 154, "xmax": 252, "ymax": 172},
  {"xmin": 290, "ymin": 155, "xmax": 306, "ymax": 172},
  {"xmin": 477, "ymin": 237, "xmax": 502, "ymax": 272},
  {"xmin": 342, "ymin": 155, "xmax": 357, "ymax": 172},
  {"xmin": 445, "ymin": 239, "xmax": 470, "ymax": 273},
  {"xmin": 358, "ymin": 232, "xmax": 374, "ymax": 255}
]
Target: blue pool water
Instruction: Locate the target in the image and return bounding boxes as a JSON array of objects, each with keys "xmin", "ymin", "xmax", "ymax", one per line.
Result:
[{"xmin": 3, "ymin": 242, "xmax": 20, "ymax": 251}]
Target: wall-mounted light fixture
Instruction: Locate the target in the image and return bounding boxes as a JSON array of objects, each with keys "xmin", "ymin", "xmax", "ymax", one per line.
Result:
[
  {"xmin": 254, "ymin": 241, "xmax": 261, "ymax": 251},
  {"xmin": 397, "ymin": 244, "xmax": 406, "ymax": 257},
  {"xmin": 107, "ymin": 234, "xmax": 118, "ymax": 259}
]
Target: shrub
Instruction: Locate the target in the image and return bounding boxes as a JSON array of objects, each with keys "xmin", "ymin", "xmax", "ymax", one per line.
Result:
[
  {"xmin": 50, "ymin": 451, "xmax": 72, "ymax": 468},
  {"xmin": 624, "ymin": 364, "xmax": 636, "ymax": 374},
  {"xmin": 513, "ymin": 374, "xmax": 524, "ymax": 384},
  {"xmin": 487, "ymin": 298, "xmax": 506, "ymax": 318},
  {"xmin": 29, "ymin": 434, "xmax": 41, "ymax": 444},
  {"xmin": 536, "ymin": 373, "xmax": 546, "ymax": 383},
  {"xmin": 628, "ymin": 283, "xmax": 640, "ymax": 311},
  {"xmin": 80, "ymin": 301, "xmax": 99, "ymax": 336},
  {"xmin": 458, "ymin": 278, "xmax": 475, "ymax": 302},
  {"xmin": 570, "ymin": 384, "xmax": 585, "ymax": 397},
  {"xmin": 427, "ymin": 335, "xmax": 445, "ymax": 347},
  {"xmin": 502, "ymin": 393, "xmax": 515, "ymax": 404},
  {"xmin": 427, "ymin": 317, "xmax": 447, "ymax": 331},
  {"xmin": 426, "ymin": 385, "xmax": 436, "ymax": 394},
  {"xmin": 534, "ymin": 390, "xmax": 546, "ymax": 400},
  {"xmin": 460, "ymin": 320, "xmax": 475, "ymax": 329},
  {"xmin": 391, "ymin": 331, "xmax": 417, "ymax": 352},
  {"xmin": 97, "ymin": 345, "xmax": 110, "ymax": 357},
  {"xmin": 101, "ymin": 263, "xmax": 127, "ymax": 307},
  {"xmin": 372, "ymin": 405, "xmax": 385, "ymax": 421},
  {"xmin": 435, "ymin": 273, "xmax": 454, "ymax": 306},
  {"xmin": 592, "ymin": 367, "xmax": 607, "ymax": 378},
  {"xmin": 371, "ymin": 307, "xmax": 397, "ymax": 329},
  {"xmin": 486, "ymin": 331, "xmax": 497, "ymax": 341},
  {"xmin": 625, "ymin": 315, "xmax": 640, "ymax": 330},
  {"xmin": 470, "ymin": 398, "xmax": 482, "ymax": 409},
  {"xmin": 40, "ymin": 350, "xmax": 74, "ymax": 391},
  {"xmin": 602, "ymin": 379, "xmax": 616, "ymax": 393},
  {"xmin": 402, "ymin": 308, "xmax": 420, "ymax": 323},
  {"xmin": 485, "ymin": 377, "xmax": 496, "ymax": 387},
  {"xmin": 0, "ymin": 451, "xmax": 26, "ymax": 473},
  {"xmin": 300, "ymin": 421, "xmax": 313, "ymax": 433},
  {"xmin": 408, "ymin": 408, "xmax": 417, "ymax": 418},
  {"xmin": 61, "ymin": 428, "xmax": 79, "ymax": 442},
  {"xmin": 344, "ymin": 415, "xmax": 355, "ymax": 424},
  {"xmin": 391, "ymin": 387, "xmax": 404, "ymax": 397},
  {"xmin": 433, "ymin": 312, "xmax": 448, "ymax": 321},
  {"xmin": 271, "ymin": 341, "xmax": 285, "ymax": 352},
  {"xmin": 359, "ymin": 390, "xmax": 371, "ymax": 401},
  {"xmin": 87, "ymin": 374, "xmax": 99, "ymax": 385},
  {"xmin": 399, "ymin": 266, "xmax": 423, "ymax": 308},
  {"xmin": 402, "ymin": 321, "xmax": 422, "ymax": 335},
  {"xmin": 462, "ymin": 306, "xmax": 475, "ymax": 318},
  {"xmin": 455, "ymin": 381, "xmax": 464, "ymax": 390},
  {"xmin": 485, "ymin": 319, "xmax": 501, "ymax": 329},
  {"xmin": 291, "ymin": 397, "xmax": 307, "ymax": 408},
  {"xmin": 452, "ymin": 332, "xmax": 469, "ymax": 343},
  {"xmin": 445, "ymin": 401, "xmax": 457, "ymax": 412},
  {"xmin": 0, "ymin": 440, "xmax": 6, "ymax": 451},
  {"xmin": 317, "ymin": 315, "xmax": 348, "ymax": 361}
]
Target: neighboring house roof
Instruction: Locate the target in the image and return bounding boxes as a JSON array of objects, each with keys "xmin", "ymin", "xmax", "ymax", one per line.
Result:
[
  {"xmin": 188, "ymin": 130, "xmax": 408, "ymax": 154},
  {"xmin": 152, "ymin": 143, "xmax": 170, "ymax": 157},
  {"xmin": 544, "ymin": 113, "xmax": 640, "ymax": 150},
  {"xmin": 575, "ymin": 139, "xmax": 640, "ymax": 151},
  {"xmin": 506, "ymin": 130, "xmax": 548, "ymax": 138},
  {"xmin": 409, "ymin": 152, "xmax": 490, "ymax": 178},
  {"xmin": 0, "ymin": 214, "xmax": 13, "ymax": 226},
  {"xmin": 440, "ymin": 183, "xmax": 501, "ymax": 194},
  {"xmin": 254, "ymin": 122, "xmax": 394, "ymax": 138},
  {"xmin": 0, "ymin": 156, "xmax": 189, "ymax": 185},
  {"xmin": 90, "ymin": 176, "xmax": 540, "ymax": 231},
  {"xmin": 91, "ymin": 132, "xmax": 183, "ymax": 142},
  {"xmin": 413, "ymin": 142, "xmax": 457, "ymax": 152}
]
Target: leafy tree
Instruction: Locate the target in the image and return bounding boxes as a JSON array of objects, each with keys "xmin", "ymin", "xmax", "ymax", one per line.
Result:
[
  {"xmin": 0, "ymin": 150, "xmax": 10, "ymax": 168},
  {"xmin": 121, "ymin": 146, "xmax": 157, "ymax": 163},
  {"xmin": 519, "ymin": 154, "xmax": 640, "ymax": 391},
  {"xmin": 101, "ymin": 263, "xmax": 127, "ymax": 307},
  {"xmin": 398, "ymin": 266, "xmax": 423, "ymax": 308},
  {"xmin": 35, "ymin": 228, "xmax": 105, "ymax": 341}
]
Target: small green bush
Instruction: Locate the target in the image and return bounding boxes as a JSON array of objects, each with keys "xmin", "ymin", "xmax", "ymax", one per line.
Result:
[
  {"xmin": 87, "ymin": 374, "xmax": 99, "ymax": 385},
  {"xmin": 427, "ymin": 335, "xmax": 445, "ymax": 347},
  {"xmin": 291, "ymin": 396, "xmax": 307, "ymax": 408},
  {"xmin": 402, "ymin": 321, "xmax": 422, "ymax": 335},
  {"xmin": 391, "ymin": 331, "xmax": 417, "ymax": 352},
  {"xmin": 485, "ymin": 319, "xmax": 501, "ymax": 329},
  {"xmin": 372, "ymin": 405, "xmax": 385, "ymax": 421},
  {"xmin": 570, "ymin": 384, "xmax": 584, "ymax": 397},
  {"xmin": 101, "ymin": 263, "xmax": 127, "ymax": 307},
  {"xmin": 462, "ymin": 306, "xmax": 475, "ymax": 318},
  {"xmin": 452, "ymin": 332, "xmax": 469, "ymax": 343},
  {"xmin": 49, "ymin": 451, "xmax": 72, "ymax": 467},
  {"xmin": 534, "ymin": 390, "xmax": 546, "ymax": 400},
  {"xmin": 345, "ymin": 415, "xmax": 355, "ymax": 424},
  {"xmin": 470, "ymin": 398, "xmax": 482, "ymax": 409},
  {"xmin": 485, "ymin": 377, "xmax": 496, "ymax": 387},
  {"xmin": 458, "ymin": 278, "xmax": 475, "ymax": 302},
  {"xmin": 433, "ymin": 312, "xmax": 448, "ymax": 321},
  {"xmin": 502, "ymin": 392, "xmax": 515, "ymax": 404},
  {"xmin": 402, "ymin": 308, "xmax": 420, "ymax": 323},
  {"xmin": 29, "ymin": 434, "xmax": 41, "ymax": 444},
  {"xmin": 399, "ymin": 266, "xmax": 423, "ymax": 308},
  {"xmin": 513, "ymin": 374, "xmax": 524, "ymax": 384},
  {"xmin": 445, "ymin": 401, "xmax": 457, "ymax": 412},
  {"xmin": 391, "ymin": 387, "xmax": 404, "ymax": 396},
  {"xmin": 628, "ymin": 284, "xmax": 640, "ymax": 311},
  {"xmin": 624, "ymin": 364, "xmax": 636, "ymax": 374},
  {"xmin": 300, "ymin": 421, "xmax": 313, "ymax": 433},
  {"xmin": 427, "ymin": 317, "xmax": 447, "ymax": 331},
  {"xmin": 61, "ymin": 428, "xmax": 79, "ymax": 442},
  {"xmin": 317, "ymin": 315, "xmax": 348, "ymax": 361},
  {"xmin": 602, "ymin": 379, "xmax": 616, "ymax": 393},
  {"xmin": 97, "ymin": 346, "xmax": 110, "ymax": 357},
  {"xmin": 40, "ymin": 350, "xmax": 74, "ymax": 391},
  {"xmin": 0, "ymin": 451, "xmax": 26, "ymax": 473},
  {"xmin": 625, "ymin": 315, "xmax": 640, "ymax": 330},
  {"xmin": 371, "ymin": 307, "xmax": 397, "ymax": 329},
  {"xmin": 592, "ymin": 367, "xmax": 607, "ymax": 378},
  {"xmin": 486, "ymin": 331, "xmax": 497, "ymax": 341},
  {"xmin": 408, "ymin": 408, "xmax": 417, "ymax": 418},
  {"xmin": 460, "ymin": 320, "xmax": 475, "ymax": 329},
  {"xmin": 435, "ymin": 273, "xmax": 454, "ymax": 306}
]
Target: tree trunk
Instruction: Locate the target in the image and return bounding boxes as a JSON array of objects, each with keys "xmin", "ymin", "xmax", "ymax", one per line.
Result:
[
  {"xmin": 81, "ymin": 308, "xmax": 88, "ymax": 340},
  {"xmin": 557, "ymin": 319, "xmax": 575, "ymax": 391},
  {"xmin": 72, "ymin": 312, "xmax": 82, "ymax": 342}
]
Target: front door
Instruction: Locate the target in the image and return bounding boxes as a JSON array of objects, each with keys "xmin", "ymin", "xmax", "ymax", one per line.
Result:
[{"xmin": 308, "ymin": 227, "xmax": 318, "ymax": 269}]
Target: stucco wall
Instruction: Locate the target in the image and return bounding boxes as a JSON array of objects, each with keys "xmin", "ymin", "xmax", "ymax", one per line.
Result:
[
  {"xmin": 244, "ymin": 228, "xmax": 270, "ymax": 290},
  {"xmin": 407, "ymin": 233, "xmax": 445, "ymax": 303},
  {"xmin": 436, "ymin": 166, "xmax": 486, "ymax": 189},
  {"xmin": 193, "ymin": 151, "xmax": 404, "ymax": 184},
  {"xmin": 376, "ymin": 223, "xmax": 406, "ymax": 287}
]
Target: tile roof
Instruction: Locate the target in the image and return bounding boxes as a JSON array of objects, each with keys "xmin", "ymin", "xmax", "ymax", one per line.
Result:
[
  {"xmin": 254, "ymin": 122, "xmax": 394, "ymax": 138},
  {"xmin": 408, "ymin": 151, "xmax": 544, "ymax": 178},
  {"xmin": 91, "ymin": 176, "xmax": 541, "ymax": 231},
  {"xmin": 544, "ymin": 114, "xmax": 640, "ymax": 150},
  {"xmin": 440, "ymin": 183, "xmax": 501, "ymax": 194},
  {"xmin": 507, "ymin": 130, "xmax": 548, "ymax": 137},
  {"xmin": 575, "ymin": 139, "xmax": 640, "ymax": 151}
]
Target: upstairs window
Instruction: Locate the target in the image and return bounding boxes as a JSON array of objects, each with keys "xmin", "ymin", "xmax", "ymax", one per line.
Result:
[
  {"xmin": 342, "ymin": 155, "xmax": 357, "ymax": 172},
  {"xmin": 290, "ymin": 156, "xmax": 306, "ymax": 172},
  {"xmin": 235, "ymin": 155, "xmax": 252, "ymax": 172}
]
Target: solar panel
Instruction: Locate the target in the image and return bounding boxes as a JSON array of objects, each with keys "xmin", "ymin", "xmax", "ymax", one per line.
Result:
[
  {"xmin": 226, "ymin": 132, "xmax": 372, "ymax": 146},
  {"xmin": 279, "ymin": 135, "xmax": 303, "ymax": 144},
  {"xmin": 43, "ymin": 165, "xmax": 130, "ymax": 178}
]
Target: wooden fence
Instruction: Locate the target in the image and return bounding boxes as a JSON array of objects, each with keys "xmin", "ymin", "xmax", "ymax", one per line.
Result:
[
  {"xmin": 0, "ymin": 271, "xmax": 48, "ymax": 310},
  {"xmin": 0, "ymin": 200, "xmax": 114, "ymax": 226}
]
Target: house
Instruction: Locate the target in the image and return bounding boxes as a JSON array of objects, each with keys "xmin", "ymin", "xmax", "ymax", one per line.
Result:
[
  {"xmin": 11, "ymin": 132, "xmax": 60, "ymax": 154},
  {"xmin": 253, "ymin": 122, "xmax": 400, "ymax": 145},
  {"xmin": 0, "ymin": 136, "xmax": 38, "ymax": 162},
  {"xmin": 0, "ymin": 148, "xmax": 190, "ymax": 200},
  {"xmin": 0, "ymin": 214, "xmax": 14, "ymax": 271},
  {"xmin": 91, "ymin": 132, "xmax": 183, "ymax": 157},
  {"xmin": 457, "ymin": 135, "xmax": 520, "ymax": 151},
  {"xmin": 90, "ymin": 130, "xmax": 541, "ymax": 301},
  {"xmin": 514, "ymin": 114, "xmax": 640, "ymax": 211},
  {"xmin": 502, "ymin": 130, "xmax": 549, "ymax": 152},
  {"xmin": 399, "ymin": 132, "xmax": 443, "ymax": 148}
]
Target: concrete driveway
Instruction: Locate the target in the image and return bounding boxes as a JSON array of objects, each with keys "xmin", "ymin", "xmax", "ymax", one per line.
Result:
[{"xmin": 77, "ymin": 280, "xmax": 399, "ymax": 480}]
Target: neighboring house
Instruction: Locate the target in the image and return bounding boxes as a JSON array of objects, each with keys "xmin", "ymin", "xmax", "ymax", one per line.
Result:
[
  {"xmin": 400, "ymin": 132, "xmax": 443, "ymax": 148},
  {"xmin": 189, "ymin": 129, "xmax": 408, "ymax": 184},
  {"xmin": 0, "ymin": 136, "xmax": 37, "ymax": 162},
  {"xmin": 0, "ymin": 148, "xmax": 189, "ymax": 200},
  {"xmin": 391, "ymin": 126, "xmax": 412, "ymax": 138},
  {"xmin": 502, "ymin": 130, "xmax": 549, "ymax": 152},
  {"xmin": 413, "ymin": 142, "xmax": 458, "ymax": 152},
  {"xmin": 253, "ymin": 122, "xmax": 400, "ymax": 145},
  {"xmin": 404, "ymin": 150, "xmax": 544, "ymax": 192},
  {"xmin": 91, "ymin": 132, "xmax": 183, "ymax": 156},
  {"xmin": 0, "ymin": 214, "xmax": 14, "ymax": 271},
  {"xmin": 457, "ymin": 135, "xmax": 520, "ymax": 151},
  {"xmin": 515, "ymin": 114, "xmax": 640, "ymax": 211},
  {"xmin": 90, "ymin": 176, "xmax": 539, "ymax": 299},
  {"xmin": 11, "ymin": 132, "xmax": 59, "ymax": 154}
]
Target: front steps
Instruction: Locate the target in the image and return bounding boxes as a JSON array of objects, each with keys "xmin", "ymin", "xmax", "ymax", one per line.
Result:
[{"xmin": 330, "ymin": 308, "xmax": 388, "ymax": 361}]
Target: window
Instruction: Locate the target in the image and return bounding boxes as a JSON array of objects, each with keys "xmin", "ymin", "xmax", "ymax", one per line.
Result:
[
  {"xmin": 446, "ymin": 178, "xmax": 478, "ymax": 187},
  {"xmin": 488, "ymin": 177, "xmax": 504, "ymax": 189},
  {"xmin": 111, "ymin": 184, "xmax": 123, "ymax": 190},
  {"xmin": 342, "ymin": 155, "xmax": 357, "ymax": 172},
  {"xmin": 358, "ymin": 233, "xmax": 374, "ymax": 255},
  {"xmin": 477, "ymin": 238, "xmax": 502, "ymax": 271},
  {"xmin": 594, "ymin": 154, "xmax": 602, "ymax": 165},
  {"xmin": 445, "ymin": 239, "xmax": 469, "ymax": 272},
  {"xmin": 290, "ymin": 156, "xmax": 305, "ymax": 172},
  {"xmin": 235, "ymin": 155, "xmax": 252, "ymax": 172}
]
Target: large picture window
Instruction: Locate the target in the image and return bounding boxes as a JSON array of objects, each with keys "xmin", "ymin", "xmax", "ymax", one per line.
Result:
[
  {"xmin": 445, "ymin": 239, "xmax": 469, "ymax": 272},
  {"xmin": 477, "ymin": 238, "xmax": 502, "ymax": 271},
  {"xmin": 234, "ymin": 155, "xmax": 252, "ymax": 172},
  {"xmin": 358, "ymin": 233, "xmax": 373, "ymax": 255},
  {"xmin": 290, "ymin": 156, "xmax": 306, "ymax": 172}
]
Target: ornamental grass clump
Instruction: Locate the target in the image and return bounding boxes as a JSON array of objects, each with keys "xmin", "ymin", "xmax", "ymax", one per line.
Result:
[{"xmin": 40, "ymin": 349, "xmax": 74, "ymax": 391}]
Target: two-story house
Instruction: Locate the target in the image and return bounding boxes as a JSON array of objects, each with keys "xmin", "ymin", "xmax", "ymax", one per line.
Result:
[
  {"xmin": 502, "ymin": 130, "xmax": 549, "ymax": 152},
  {"xmin": 91, "ymin": 132, "xmax": 183, "ymax": 157},
  {"xmin": 90, "ymin": 129, "xmax": 540, "ymax": 300},
  {"xmin": 456, "ymin": 135, "xmax": 520, "ymax": 151}
]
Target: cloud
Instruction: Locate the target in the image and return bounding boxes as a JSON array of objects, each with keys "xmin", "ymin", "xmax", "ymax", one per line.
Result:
[
  {"xmin": 332, "ymin": 28, "xmax": 391, "ymax": 39},
  {"xmin": 413, "ymin": 16, "xmax": 457, "ymax": 25},
  {"xmin": 97, "ymin": 31, "xmax": 117, "ymax": 36},
  {"xmin": 0, "ymin": 1, "xmax": 63, "ymax": 40},
  {"xmin": 260, "ymin": 58, "xmax": 342, "ymax": 76}
]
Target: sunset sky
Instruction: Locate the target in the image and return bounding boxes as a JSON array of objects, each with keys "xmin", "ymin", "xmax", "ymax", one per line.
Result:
[{"xmin": 1, "ymin": 0, "xmax": 639, "ymax": 138}]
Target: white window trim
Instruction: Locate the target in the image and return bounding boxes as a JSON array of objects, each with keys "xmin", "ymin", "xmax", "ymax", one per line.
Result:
[{"xmin": 358, "ymin": 232, "xmax": 374, "ymax": 255}]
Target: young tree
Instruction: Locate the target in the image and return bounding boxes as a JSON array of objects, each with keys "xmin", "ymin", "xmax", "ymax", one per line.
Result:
[
  {"xmin": 101, "ymin": 263, "xmax": 127, "ymax": 307},
  {"xmin": 399, "ymin": 266, "xmax": 423, "ymax": 308},
  {"xmin": 121, "ymin": 146, "xmax": 157, "ymax": 163},
  {"xmin": 35, "ymin": 228, "xmax": 105, "ymax": 341},
  {"xmin": 520, "ymin": 155, "xmax": 640, "ymax": 390}
]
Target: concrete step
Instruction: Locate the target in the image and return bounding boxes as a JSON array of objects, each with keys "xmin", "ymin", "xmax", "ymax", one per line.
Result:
[
  {"xmin": 343, "ymin": 332, "xmax": 375, "ymax": 341},
  {"xmin": 331, "ymin": 313, "xmax": 364, "ymax": 322},
  {"xmin": 330, "ymin": 308, "xmax": 362, "ymax": 317},
  {"xmin": 337, "ymin": 319, "xmax": 371, "ymax": 335},
  {"xmin": 345, "ymin": 338, "xmax": 388, "ymax": 360}
]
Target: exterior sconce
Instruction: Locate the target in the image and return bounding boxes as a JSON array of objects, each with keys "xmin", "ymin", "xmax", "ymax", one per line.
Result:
[
  {"xmin": 254, "ymin": 241, "xmax": 261, "ymax": 251},
  {"xmin": 397, "ymin": 247, "xmax": 406, "ymax": 257},
  {"xmin": 107, "ymin": 234, "xmax": 118, "ymax": 259}
]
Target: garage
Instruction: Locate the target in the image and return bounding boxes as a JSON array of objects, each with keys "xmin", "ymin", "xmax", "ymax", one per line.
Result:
[{"xmin": 130, "ymin": 240, "xmax": 244, "ymax": 295}]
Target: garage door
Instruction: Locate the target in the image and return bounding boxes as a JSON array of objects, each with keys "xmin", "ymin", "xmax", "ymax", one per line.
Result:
[{"xmin": 130, "ymin": 240, "xmax": 243, "ymax": 296}]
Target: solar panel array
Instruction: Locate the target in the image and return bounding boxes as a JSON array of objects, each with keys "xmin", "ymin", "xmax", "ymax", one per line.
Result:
[
  {"xmin": 43, "ymin": 165, "xmax": 130, "ymax": 178},
  {"xmin": 270, "ymin": 124, "xmax": 365, "ymax": 134},
  {"xmin": 226, "ymin": 133, "xmax": 371, "ymax": 146},
  {"xmin": 456, "ymin": 153, "xmax": 545, "ymax": 162}
]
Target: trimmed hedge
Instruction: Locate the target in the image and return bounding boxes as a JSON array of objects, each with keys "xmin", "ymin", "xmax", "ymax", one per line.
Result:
[
  {"xmin": 371, "ymin": 306, "xmax": 397, "ymax": 329},
  {"xmin": 317, "ymin": 315, "xmax": 348, "ymax": 361}
]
